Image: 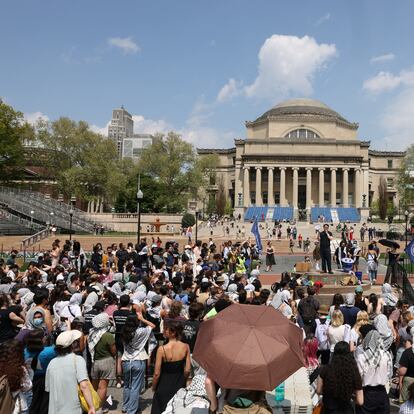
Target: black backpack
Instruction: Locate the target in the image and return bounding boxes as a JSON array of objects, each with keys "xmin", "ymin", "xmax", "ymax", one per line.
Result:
[{"xmin": 300, "ymin": 297, "xmax": 317, "ymax": 323}]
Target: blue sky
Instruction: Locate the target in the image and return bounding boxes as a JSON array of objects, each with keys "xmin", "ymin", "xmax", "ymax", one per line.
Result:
[{"xmin": 1, "ymin": 0, "xmax": 414, "ymax": 150}]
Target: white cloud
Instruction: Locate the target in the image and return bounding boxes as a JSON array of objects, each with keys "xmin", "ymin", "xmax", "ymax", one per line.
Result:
[
  {"xmin": 363, "ymin": 71, "xmax": 402, "ymax": 93},
  {"xmin": 217, "ymin": 35, "xmax": 337, "ymax": 103},
  {"xmin": 378, "ymin": 88, "xmax": 414, "ymax": 150},
  {"xmin": 363, "ymin": 69, "xmax": 414, "ymax": 94},
  {"xmin": 315, "ymin": 12, "xmax": 331, "ymax": 26},
  {"xmin": 90, "ymin": 121, "xmax": 110, "ymax": 136},
  {"xmin": 217, "ymin": 78, "xmax": 243, "ymax": 103},
  {"xmin": 132, "ymin": 115, "xmax": 172, "ymax": 135},
  {"xmin": 24, "ymin": 112, "xmax": 49, "ymax": 125},
  {"xmin": 370, "ymin": 53, "xmax": 395, "ymax": 64},
  {"xmin": 107, "ymin": 37, "xmax": 140, "ymax": 55}
]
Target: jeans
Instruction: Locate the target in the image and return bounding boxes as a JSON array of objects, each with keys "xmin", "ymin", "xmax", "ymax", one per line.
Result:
[
  {"xmin": 122, "ymin": 360, "xmax": 146, "ymax": 414},
  {"xmin": 368, "ymin": 269, "xmax": 377, "ymax": 282}
]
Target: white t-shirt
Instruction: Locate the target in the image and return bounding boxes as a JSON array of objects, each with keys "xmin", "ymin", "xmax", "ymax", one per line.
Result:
[{"xmin": 328, "ymin": 325, "xmax": 346, "ymax": 352}]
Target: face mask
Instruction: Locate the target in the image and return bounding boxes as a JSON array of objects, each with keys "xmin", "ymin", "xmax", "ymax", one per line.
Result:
[{"xmin": 33, "ymin": 318, "xmax": 44, "ymax": 327}]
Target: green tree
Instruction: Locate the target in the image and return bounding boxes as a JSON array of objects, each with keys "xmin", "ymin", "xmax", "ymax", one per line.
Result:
[
  {"xmin": 378, "ymin": 177, "xmax": 388, "ymax": 220},
  {"xmin": 137, "ymin": 132, "xmax": 219, "ymax": 213},
  {"xmin": 181, "ymin": 213, "xmax": 195, "ymax": 228},
  {"xmin": 398, "ymin": 144, "xmax": 414, "ymax": 207},
  {"xmin": 0, "ymin": 100, "xmax": 31, "ymax": 181},
  {"xmin": 35, "ymin": 117, "xmax": 124, "ymax": 208},
  {"xmin": 215, "ymin": 177, "xmax": 226, "ymax": 216}
]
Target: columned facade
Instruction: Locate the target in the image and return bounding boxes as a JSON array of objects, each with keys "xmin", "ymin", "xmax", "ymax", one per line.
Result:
[
  {"xmin": 239, "ymin": 165, "xmax": 365, "ymax": 211},
  {"xmin": 198, "ymin": 98, "xmax": 406, "ymax": 223}
]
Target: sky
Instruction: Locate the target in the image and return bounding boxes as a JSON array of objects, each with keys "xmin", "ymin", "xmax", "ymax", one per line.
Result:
[{"xmin": 1, "ymin": 0, "xmax": 414, "ymax": 150}]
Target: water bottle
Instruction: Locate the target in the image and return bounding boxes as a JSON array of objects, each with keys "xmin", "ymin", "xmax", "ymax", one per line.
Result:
[{"xmin": 275, "ymin": 382, "xmax": 285, "ymax": 402}]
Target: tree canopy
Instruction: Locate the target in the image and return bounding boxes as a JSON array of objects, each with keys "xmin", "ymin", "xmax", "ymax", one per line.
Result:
[
  {"xmin": 137, "ymin": 132, "xmax": 219, "ymax": 213},
  {"xmin": 0, "ymin": 100, "xmax": 31, "ymax": 181},
  {"xmin": 35, "ymin": 117, "xmax": 126, "ymax": 204},
  {"xmin": 398, "ymin": 144, "xmax": 414, "ymax": 207}
]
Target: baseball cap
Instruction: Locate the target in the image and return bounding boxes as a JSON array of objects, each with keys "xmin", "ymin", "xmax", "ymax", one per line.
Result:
[
  {"xmin": 216, "ymin": 275, "xmax": 225, "ymax": 282},
  {"xmin": 355, "ymin": 286, "xmax": 363, "ymax": 293},
  {"xmin": 56, "ymin": 330, "xmax": 82, "ymax": 347}
]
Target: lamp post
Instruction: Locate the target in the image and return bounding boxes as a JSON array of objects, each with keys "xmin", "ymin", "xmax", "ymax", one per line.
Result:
[
  {"xmin": 30, "ymin": 210, "xmax": 34, "ymax": 231},
  {"xmin": 405, "ymin": 210, "xmax": 410, "ymax": 248},
  {"xmin": 50, "ymin": 212, "xmax": 54, "ymax": 227},
  {"xmin": 136, "ymin": 176, "xmax": 143, "ymax": 245},
  {"xmin": 69, "ymin": 207, "xmax": 74, "ymax": 240},
  {"xmin": 195, "ymin": 211, "xmax": 200, "ymax": 243}
]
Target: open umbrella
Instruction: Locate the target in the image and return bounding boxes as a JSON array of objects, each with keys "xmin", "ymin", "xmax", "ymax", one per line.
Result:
[
  {"xmin": 378, "ymin": 239, "xmax": 400, "ymax": 249},
  {"xmin": 192, "ymin": 303, "xmax": 304, "ymax": 391}
]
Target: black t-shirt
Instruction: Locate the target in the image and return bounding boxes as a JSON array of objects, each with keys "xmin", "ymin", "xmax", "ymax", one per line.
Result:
[
  {"xmin": 0, "ymin": 309, "xmax": 16, "ymax": 343},
  {"xmin": 399, "ymin": 349, "xmax": 414, "ymax": 377},
  {"xmin": 113, "ymin": 309, "xmax": 134, "ymax": 349},
  {"xmin": 83, "ymin": 309, "xmax": 99, "ymax": 334},
  {"xmin": 182, "ymin": 319, "xmax": 200, "ymax": 353},
  {"xmin": 319, "ymin": 231, "xmax": 332, "ymax": 250}
]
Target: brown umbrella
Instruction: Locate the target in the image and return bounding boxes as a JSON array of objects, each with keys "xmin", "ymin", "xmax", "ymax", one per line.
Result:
[{"xmin": 193, "ymin": 303, "xmax": 304, "ymax": 391}]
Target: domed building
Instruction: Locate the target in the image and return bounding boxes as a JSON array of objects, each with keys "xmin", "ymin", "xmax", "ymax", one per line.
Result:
[{"xmin": 198, "ymin": 98, "xmax": 405, "ymax": 222}]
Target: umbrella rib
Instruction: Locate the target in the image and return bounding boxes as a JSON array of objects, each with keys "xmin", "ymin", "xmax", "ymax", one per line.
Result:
[{"xmin": 251, "ymin": 328, "xmax": 273, "ymax": 390}]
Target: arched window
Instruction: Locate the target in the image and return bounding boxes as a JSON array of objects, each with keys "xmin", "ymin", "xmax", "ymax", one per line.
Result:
[{"xmin": 285, "ymin": 129, "xmax": 320, "ymax": 139}]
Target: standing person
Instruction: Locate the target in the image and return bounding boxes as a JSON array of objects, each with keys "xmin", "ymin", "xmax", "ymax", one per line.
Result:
[
  {"xmin": 316, "ymin": 341, "xmax": 363, "ymax": 414},
  {"xmin": 0, "ymin": 293, "xmax": 24, "ymax": 343},
  {"xmin": 113, "ymin": 295, "xmax": 134, "ymax": 389},
  {"xmin": 356, "ymin": 330, "xmax": 392, "ymax": 414},
  {"xmin": 318, "ymin": 224, "xmax": 333, "ymax": 274},
  {"xmin": 151, "ymin": 322, "xmax": 191, "ymax": 414},
  {"xmin": 384, "ymin": 246, "xmax": 400, "ymax": 286},
  {"xmin": 289, "ymin": 236, "xmax": 294, "ymax": 254},
  {"xmin": 45, "ymin": 330, "xmax": 96, "ymax": 414},
  {"xmin": 122, "ymin": 312, "xmax": 155, "ymax": 414},
  {"xmin": 88, "ymin": 313, "xmax": 116, "ymax": 409},
  {"xmin": 328, "ymin": 311, "xmax": 348, "ymax": 355},
  {"xmin": 366, "ymin": 245, "xmax": 379, "ymax": 285},
  {"xmin": 303, "ymin": 335, "xmax": 320, "ymax": 406},
  {"xmin": 265, "ymin": 241, "xmax": 276, "ymax": 272},
  {"xmin": 298, "ymin": 286, "xmax": 320, "ymax": 335},
  {"xmin": 24, "ymin": 329, "xmax": 57, "ymax": 413}
]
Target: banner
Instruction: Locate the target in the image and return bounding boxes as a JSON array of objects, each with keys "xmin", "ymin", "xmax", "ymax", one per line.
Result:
[{"xmin": 251, "ymin": 217, "xmax": 262, "ymax": 252}]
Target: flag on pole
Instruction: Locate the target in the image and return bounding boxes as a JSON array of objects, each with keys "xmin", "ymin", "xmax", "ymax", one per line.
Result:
[
  {"xmin": 251, "ymin": 217, "xmax": 262, "ymax": 253},
  {"xmin": 405, "ymin": 239, "xmax": 414, "ymax": 263}
]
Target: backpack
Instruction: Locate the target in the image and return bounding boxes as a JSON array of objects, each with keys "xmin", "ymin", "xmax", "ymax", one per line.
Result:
[
  {"xmin": 315, "ymin": 319, "xmax": 330, "ymax": 350},
  {"xmin": 300, "ymin": 297, "xmax": 317, "ymax": 324}
]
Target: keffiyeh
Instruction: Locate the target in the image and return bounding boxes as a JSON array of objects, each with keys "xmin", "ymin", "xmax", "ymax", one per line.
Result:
[
  {"xmin": 374, "ymin": 314, "xmax": 394, "ymax": 351},
  {"xmin": 382, "ymin": 283, "xmax": 398, "ymax": 307},
  {"xmin": 88, "ymin": 313, "xmax": 111, "ymax": 361}
]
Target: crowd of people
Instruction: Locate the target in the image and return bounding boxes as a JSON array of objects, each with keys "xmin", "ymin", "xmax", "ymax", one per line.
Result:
[{"xmin": 0, "ymin": 225, "xmax": 412, "ymax": 414}]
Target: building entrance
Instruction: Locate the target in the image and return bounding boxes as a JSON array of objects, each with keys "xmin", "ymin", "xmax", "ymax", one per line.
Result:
[{"xmin": 298, "ymin": 185, "xmax": 306, "ymax": 209}]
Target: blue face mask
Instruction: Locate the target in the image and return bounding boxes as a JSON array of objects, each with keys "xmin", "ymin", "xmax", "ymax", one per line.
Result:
[{"xmin": 33, "ymin": 318, "xmax": 44, "ymax": 327}]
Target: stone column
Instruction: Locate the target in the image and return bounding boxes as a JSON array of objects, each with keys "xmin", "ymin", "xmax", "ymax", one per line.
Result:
[
  {"xmin": 363, "ymin": 168, "xmax": 369, "ymax": 207},
  {"xmin": 292, "ymin": 167, "xmax": 299, "ymax": 209},
  {"xmin": 319, "ymin": 168, "xmax": 325, "ymax": 206},
  {"xmin": 268, "ymin": 167, "xmax": 275, "ymax": 206},
  {"xmin": 255, "ymin": 167, "xmax": 262, "ymax": 206},
  {"xmin": 280, "ymin": 167, "xmax": 286, "ymax": 206},
  {"xmin": 355, "ymin": 168, "xmax": 362, "ymax": 208},
  {"xmin": 306, "ymin": 167, "xmax": 312, "ymax": 209},
  {"xmin": 343, "ymin": 168, "xmax": 349, "ymax": 207},
  {"xmin": 243, "ymin": 167, "xmax": 250, "ymax": 207},
  {"xmin": 330, "ymin": 168, "xmax": 337, "ymax": 207}
]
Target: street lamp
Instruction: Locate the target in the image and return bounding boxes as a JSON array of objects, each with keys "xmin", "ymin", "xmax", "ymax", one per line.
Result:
[
  {"xmin": 69, "ymin": 207, "xmax": 74, "ymax": 241},
  {"xmin": 30, "ymin": 210, "xmax": 34, "ymax": 231},
  {"xmin": 137, "ymin": 177, "xmax": 143, "ymax": 245},
  {"xmin": 195, "ymin": 210, "xmax": 200, "ymax": 243},
  {"xmin": 405, "ymin": 210, "xmax": 410, "ymax": 248}
]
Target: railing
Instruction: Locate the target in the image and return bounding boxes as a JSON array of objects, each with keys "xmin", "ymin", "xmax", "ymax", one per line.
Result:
[
  {"xmin": 21, "ymin": 228, "xmax": 52, "ymax": 248},
  {"xmin": 0, "ymin": 187, "xmax": 95, "ymax": 232},
  {"xmin": 0, "ymin": 209, "xmax": 44, "ymax": 232}
]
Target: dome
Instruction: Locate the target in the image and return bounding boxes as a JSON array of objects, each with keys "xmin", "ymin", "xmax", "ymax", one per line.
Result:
[{"xmin": 252, "ymin": 98, "xmax": 354, "ymax": 126}]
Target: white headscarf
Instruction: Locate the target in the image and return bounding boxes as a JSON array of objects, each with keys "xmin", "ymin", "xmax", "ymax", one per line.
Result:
[{"xmin": 88, "ymin": 313, "xmax": 111, "ymax": 361}]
